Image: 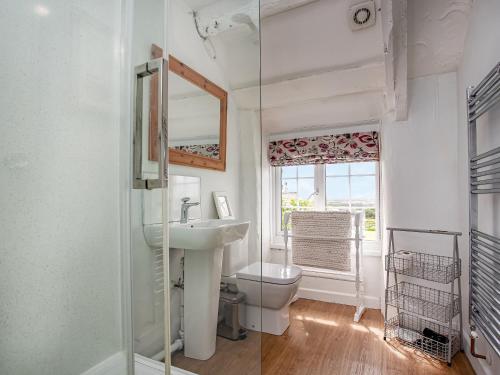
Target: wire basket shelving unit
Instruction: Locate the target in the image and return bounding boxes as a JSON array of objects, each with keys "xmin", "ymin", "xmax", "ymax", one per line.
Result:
[{"xmin": 383, "ymin": 227, "xmax": 463, "ymax": 366}]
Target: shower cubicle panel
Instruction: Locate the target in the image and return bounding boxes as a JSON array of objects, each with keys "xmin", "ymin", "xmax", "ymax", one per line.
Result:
[
  {"xmin": 167, "ymin": 0, "xmax": 262, "ymax": 374},
  {"xmin": 0, "ymin": 1, "xmax": 127, "ymax": 374},
  {"xmin": 0, "ymin": 0, "xmax": 169, "ymax": 374},
  {"xmin": 129, "ymin": 0, "xmax": 171, "ymax": 372}
]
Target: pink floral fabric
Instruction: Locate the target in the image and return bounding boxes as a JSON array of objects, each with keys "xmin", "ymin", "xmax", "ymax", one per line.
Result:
[
  {"xmin": 269, "ymin": 131, "xmax": 379, "ymax": 166},
  {"xmin": 175, "ymin": 144, "xmax": 220, "ymax": 158}
]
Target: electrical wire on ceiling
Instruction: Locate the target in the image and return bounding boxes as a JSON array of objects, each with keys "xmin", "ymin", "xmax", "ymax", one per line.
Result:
[{"xmin": 193, "ymin": 11, "xmax": 217, "ymax": 60}]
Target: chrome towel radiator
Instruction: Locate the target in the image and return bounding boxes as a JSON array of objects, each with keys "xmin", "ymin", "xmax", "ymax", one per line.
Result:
[{"xmin": 467, "ymin": 62, "xmax": 500, "ymax": 358}]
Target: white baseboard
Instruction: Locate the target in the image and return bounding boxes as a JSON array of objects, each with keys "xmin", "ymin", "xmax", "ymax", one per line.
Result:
[
  {"xmin": 297, "ymin": 287, "xmax": 380, "ymax": 309},
  {"xmin": 81, "ymin": 352, "xmax": 127, "ymax": 375},
  {"xmin": 80, "ymin": 351, "xmax": 198, "ymax": 375}
]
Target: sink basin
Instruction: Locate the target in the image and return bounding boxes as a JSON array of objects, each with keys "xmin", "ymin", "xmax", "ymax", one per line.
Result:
[
  {"xmin": 143, "ymin": 218, "xmax": 250, "ymax": 360},
  {"xmin": 142, "ymin": 219, "xmax": 250, "ymax": 250},
  {"xmin": 169, "ymin": 219, "xmax": 250, "ymax": 250}
]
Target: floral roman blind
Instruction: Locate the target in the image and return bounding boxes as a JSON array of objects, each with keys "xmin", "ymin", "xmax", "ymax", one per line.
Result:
[
  {"xmin": 174, "ymin": 144, "xmax": 220, "ymax": 158},
  {"xmin": 268, "ymin": 131, "xmax": 379, "ymax": 167}
]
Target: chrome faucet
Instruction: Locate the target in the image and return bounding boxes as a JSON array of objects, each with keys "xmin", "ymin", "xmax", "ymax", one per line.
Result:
[{"xmin": 180, "ymin": 197, "xmax": 200, "ymax": 224}]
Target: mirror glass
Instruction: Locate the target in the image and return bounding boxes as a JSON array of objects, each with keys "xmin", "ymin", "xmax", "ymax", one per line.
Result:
[
  {"xmin": 169, "ymin": 72, "xmax": 221, "ymax": 159},
  {"xmin": 217, "ymin": 196, "xmax": 230, "ymax": 217}
]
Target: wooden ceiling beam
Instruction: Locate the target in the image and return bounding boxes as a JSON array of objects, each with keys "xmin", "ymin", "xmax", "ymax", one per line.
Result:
[{"xmin": 382, "ymin": 0, "xmax": 408, "ymax": 121}]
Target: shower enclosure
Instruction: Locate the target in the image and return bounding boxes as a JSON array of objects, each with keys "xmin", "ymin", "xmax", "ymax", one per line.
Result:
[{"xmin": 0, "ymin": 0, "xmax": 261, "ymax": 374}]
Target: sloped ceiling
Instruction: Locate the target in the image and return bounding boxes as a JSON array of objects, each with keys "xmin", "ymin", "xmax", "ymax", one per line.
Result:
[
  {"xmin": 261, "ymin": 0, "xmax": 384, "ymax": 83},
  {"xmin": 179, "ymin": 0, "xmax": 472, "ymax": 134},
  {"xmin": 407, "ymin": 0, "xmax": 472, "ymax": 78},
  {"xmin": 259, "ymin": 0, "xmax": 386, "ymax": 133}
]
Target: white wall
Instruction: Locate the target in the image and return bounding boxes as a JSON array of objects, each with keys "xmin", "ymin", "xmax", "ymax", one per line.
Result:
[
  {"xmin": 238, "ymin": 110, "xmax": 262, "ymax": 264},
  {"xmin": 168, "ymin": 0, "xmax": 241, "ymax": 220},
  {"xmin": 457, "ymin": 1, "xmax": 500, "ymax": 373},
  {"xmin": 380, "ymin": 72, "xmax": 461, "ymax": 324},
  {"xmin": 381, "ymin": 73, "xmax": 460, "ymax": 237},
  {"xmin": 0, "ymin": 1, "xmax": 124, "ymax": 373}
]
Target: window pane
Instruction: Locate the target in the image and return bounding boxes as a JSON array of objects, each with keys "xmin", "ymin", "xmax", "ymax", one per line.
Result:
[
  {"xmin": 282, "ymin": 184, "xmax": 313, "ymax": 230},
  {"xmin": 297, "ymin": 178, "xmax": 315, "ymax": 201},
  {"xmin": 363, "ymin": 207, "xmax": 377, "ymax": 240},
  {"xmin": 326, "ymin": 163, "xmax": 349, "ymax": 176},
  {"xmin": 297, "ymin": 164, "xmax": 315, "ymax": 178},
  {"xmin": 281, "ymin": 166, "xmax": 297, "ymax": 179},
  {"xmin": 351, "ymin": 162, "xmax": 376, "ymax": 175},
  {"xmin": 282, "ymin": 178, "xmax": 297, "ymax": 194},
  {"xmin": 351, "ymin": 176, "xmax": 376, "ymax": 201},
  {"xmin": 326, "ymin": 176, "xmax": 349, "ymax": 202}
]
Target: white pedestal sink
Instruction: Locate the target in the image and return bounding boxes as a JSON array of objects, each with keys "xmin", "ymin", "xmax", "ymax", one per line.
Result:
[{"xmin": 169, "ymin": 219, "xmax": 249, "ymax": 360}]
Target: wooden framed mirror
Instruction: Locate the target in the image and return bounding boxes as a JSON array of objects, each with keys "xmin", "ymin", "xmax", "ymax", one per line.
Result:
[{"xmin": 148, "ymin": 46, "xmax": 228, "ymax": 171}]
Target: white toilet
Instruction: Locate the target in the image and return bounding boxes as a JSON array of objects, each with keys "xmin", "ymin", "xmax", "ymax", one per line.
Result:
[{"xmin": 222, "ymin": 239, "xmax": 302, "ymax": 336}]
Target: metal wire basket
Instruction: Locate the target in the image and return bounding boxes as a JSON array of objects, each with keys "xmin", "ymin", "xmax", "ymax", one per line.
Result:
[
  {"xmin": 386, "ymin": 282, "xmax": 460, "ymax": 323},
  {"xmin": 385, "ymin": 313, "xmax": 460, "ymax": 362},
  {"xmin": 385, "ymin": 250, "xmax": 461, "ymax": 284}
]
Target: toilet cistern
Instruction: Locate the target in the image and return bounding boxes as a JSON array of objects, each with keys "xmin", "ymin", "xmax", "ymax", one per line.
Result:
[{"xmin": 180, "ymin": 197, "xmax": 200, "ymax": 224}]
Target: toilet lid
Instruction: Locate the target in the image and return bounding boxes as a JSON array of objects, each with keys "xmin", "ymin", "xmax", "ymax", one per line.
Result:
[{"xmin": 236, "ymin": 262, "xmax": 302, "ymax": 285}]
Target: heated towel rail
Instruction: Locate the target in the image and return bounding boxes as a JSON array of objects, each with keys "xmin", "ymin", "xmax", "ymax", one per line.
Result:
[
  {"xmin": 284, "ymin": 211, "xmax": 366, "ymax": 322},
  {"xmin": 467, "ymin": 61, "xmax": 500, "ymax": 358}
]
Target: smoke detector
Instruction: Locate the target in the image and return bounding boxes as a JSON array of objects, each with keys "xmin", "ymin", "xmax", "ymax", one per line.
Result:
[{"xmin": 348, "ymin": 0, "xmax": 376, "ymax": 31}]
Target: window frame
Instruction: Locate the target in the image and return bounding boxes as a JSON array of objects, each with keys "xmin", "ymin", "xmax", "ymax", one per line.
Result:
[{"xmin": 271, "ymin": 162, "xmax": 382, "ymax": 256}]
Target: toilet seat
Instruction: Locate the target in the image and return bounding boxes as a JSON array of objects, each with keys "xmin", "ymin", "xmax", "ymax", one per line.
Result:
[{"xmin": 236, "ymin": 262, "xmax": 302, "ymax": 285}]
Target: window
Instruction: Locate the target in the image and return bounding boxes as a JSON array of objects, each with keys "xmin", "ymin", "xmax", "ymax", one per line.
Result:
[{"xmin": 275, "ymin": 162, "xmax": 380, "ymax": 244}]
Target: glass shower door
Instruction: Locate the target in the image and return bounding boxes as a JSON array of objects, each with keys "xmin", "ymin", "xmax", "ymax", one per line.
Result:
[
  {"xmin": 167, "ymin": 0, "xmax": 262, "ymax": 374},
  {"xmin": 0, "ymin": 1, "xmax": 168, "ymax": 374}
]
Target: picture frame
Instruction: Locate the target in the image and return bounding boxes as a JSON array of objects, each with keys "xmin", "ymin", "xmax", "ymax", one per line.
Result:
[{"xmin": 213, "ymin": 192, "xmax": 234, "ymax": 219}]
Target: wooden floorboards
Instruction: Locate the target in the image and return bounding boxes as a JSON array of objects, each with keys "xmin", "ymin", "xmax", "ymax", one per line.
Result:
[{"xmin": 172, "ymin": 299, "xmax": 475, "ymax": 375}]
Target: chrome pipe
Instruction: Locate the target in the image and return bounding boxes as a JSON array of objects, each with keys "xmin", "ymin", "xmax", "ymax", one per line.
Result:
[
  {"xmin": 469, "ymin": 156, "xmax": 500, "ymax": 170},
  {"xmin": 469, "ymin": 79, "xmax": 500, "ymax": 112},
  {"xmin": 471, "ymin": 188, "xmax": 500, "ymax": 194},
  {"xmin": 470, "ymin": 178, "xmax": 500, "ymax": 186},
  {"xmin": 471, "ymin": 237, "xmax": 500, "ymax": 255},
  {"xmin": 470, "ymin": 62, "xmax": 500, "ymax": 98},
  {"xmin": 472, "ymin": 230, "xmax": 500, "ymax": 245},
  {"xmin": 469, "ymin": 90, "xmax": 500, "ymax": 121},
  {"xmin": 470, "ymin": 146, "xmax": 500, "ymax": 162},
  {"xmin": 470, "ymin": 166, "xmax": 500, "ymax": 178},
  {"xmin": 470, "ymin": 254, "xmax": 500, "ymax": 278}
]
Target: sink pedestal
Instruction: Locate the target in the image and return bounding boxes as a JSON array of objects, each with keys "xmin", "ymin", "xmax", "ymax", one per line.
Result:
[
  {"xmin": 183, "ymin": 247, "xmax": 224, "ymax": 360},
  {"xmin": 167, "ymin": 219, "xmax": 250, "ymax": 360}
]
